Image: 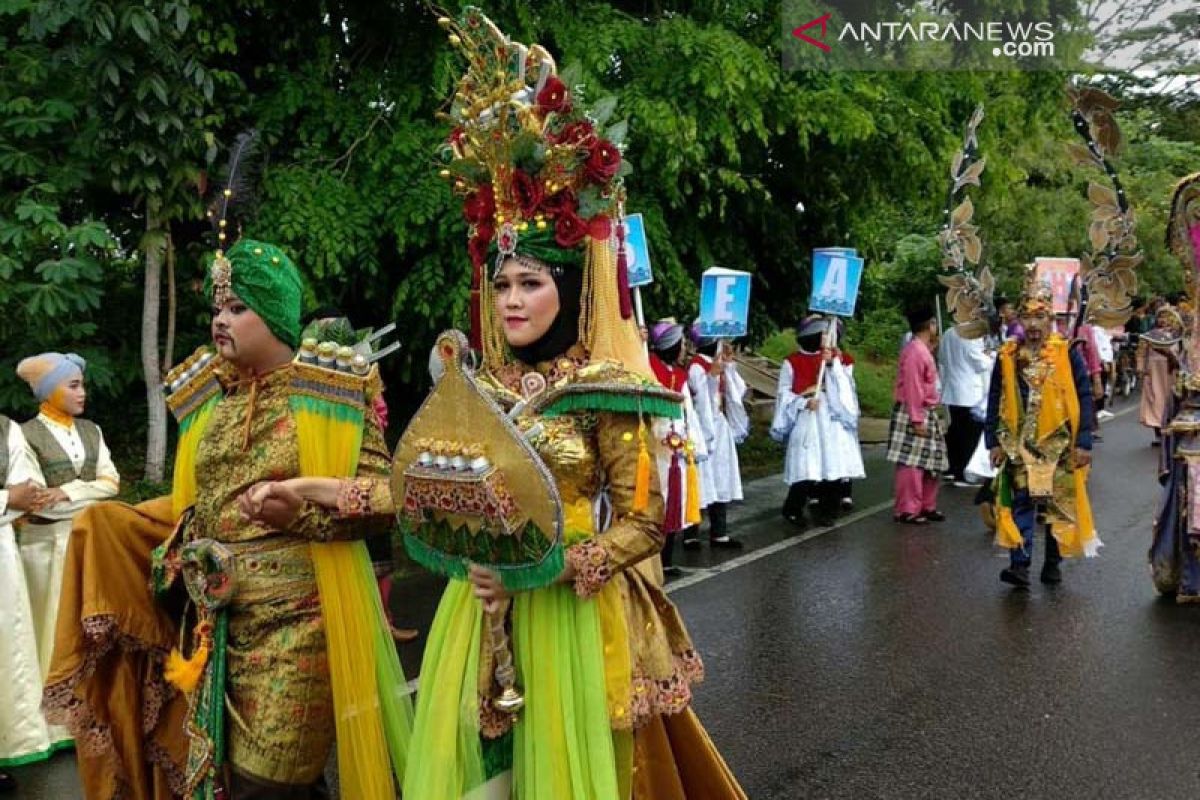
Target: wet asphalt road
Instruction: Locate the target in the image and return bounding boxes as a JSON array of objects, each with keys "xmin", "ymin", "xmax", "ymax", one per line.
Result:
[
  {"xmin": 9, "ymin": 400, "xmax": 1191, "ymax": 799},
  {"xmin": 683, "ymin": 404, "xmax": 1198, "ymax": 799}
]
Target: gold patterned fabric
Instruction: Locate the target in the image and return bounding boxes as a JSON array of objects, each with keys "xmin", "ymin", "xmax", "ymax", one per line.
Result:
[
  {"xmin": 188, "ymin": 365, "xmax": 391, "ymax": 786},
  {"xmin": 473, "ymin": 359, "xmax": 703, "ymax": 733}
]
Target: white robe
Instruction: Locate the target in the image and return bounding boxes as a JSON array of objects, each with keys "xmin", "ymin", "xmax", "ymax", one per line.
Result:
[
  {"xmin": 771, "ymin": 358, "xmax": 865, "ymax": 485},
  {"xmin": 0, "ymin": 421, "xmax": 55, "ymax": 765},
  {"xmin": 688, "ymin": 358, "xmax": 747, "ymax": 504},
  {"xmin": 22, "ymin": 414, "xmax": 119, "ymax": 678}
]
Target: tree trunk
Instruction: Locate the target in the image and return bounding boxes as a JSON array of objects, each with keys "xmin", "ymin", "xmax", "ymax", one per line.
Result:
[
  {"xmin": 163, "ymin": 230, "xmax": 177, "ymax": 373},
  {"xmin": 142, "ymin": 211, "xmax": 168, "ymax": 483}
]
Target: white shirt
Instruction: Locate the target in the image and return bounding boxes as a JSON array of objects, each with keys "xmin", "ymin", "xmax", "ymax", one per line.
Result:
[
  {"xmin": 25, "ymin": 413, "xmax": 120, "ymax": 519},
  {"xmin": 937, "ymin": 326, "xmax": 993, "ymax": 409},
  {"xmin": 1093, "ymin": 327, "xmax": 1114, "ymax": 363},
  {"xmin": 0, "ymin": 421, "xmax": 43, "ymax": 526}
]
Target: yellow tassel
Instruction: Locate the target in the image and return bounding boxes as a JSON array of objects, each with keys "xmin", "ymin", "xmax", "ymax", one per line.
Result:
[
  {"xmin": 685, "ymin": 446, "xmax": 701, "ymax": 526},
  {"xmin": 633, "ymin": 419, "xmax": 651, "ymax": 512},
  {"xmin": 164, "ymin": 644, "xmax": 208, "ymax": 694}
]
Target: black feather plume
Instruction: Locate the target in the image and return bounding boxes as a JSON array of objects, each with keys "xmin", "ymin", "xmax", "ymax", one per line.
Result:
[{"xmin": 207, "ymin": 129, "xmax": 262, "ymax": 243}]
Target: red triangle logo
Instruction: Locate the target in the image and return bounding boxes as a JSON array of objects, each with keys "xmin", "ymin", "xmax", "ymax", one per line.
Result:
[{"xmin": 792, "ymin": 13, "xmax": 832, "ymax": 52}]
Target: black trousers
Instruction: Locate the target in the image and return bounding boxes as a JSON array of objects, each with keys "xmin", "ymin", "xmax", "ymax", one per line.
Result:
[
  {"xmin": 945, "ymin": 405, "xmax": 982, "ymax": 481},
  {"xmin": 783, "ymin": 480, "xmax": 840, "ymax": 519}
]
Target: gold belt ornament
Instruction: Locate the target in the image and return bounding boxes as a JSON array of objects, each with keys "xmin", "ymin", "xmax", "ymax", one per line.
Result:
[{"xmin": 1018, "ymin": 443, "xmax": 1057, "ymax": 498}]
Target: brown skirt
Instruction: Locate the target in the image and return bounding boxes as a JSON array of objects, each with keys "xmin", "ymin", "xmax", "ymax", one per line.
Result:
[
  {"xmin": 632, "ymin": 708, "xmax": 747, "ymax": 800},
  {"xmin": 42, "ymin": 496, "xmax": 188, "ymax": 800}
]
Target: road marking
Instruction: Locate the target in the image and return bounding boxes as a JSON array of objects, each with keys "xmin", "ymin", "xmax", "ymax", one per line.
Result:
[
  {"xmin": 666, "ymin": 499, "xmax": 895, "ymax": 594},
  {"xmin": 667, "ymin": 404, "xmax": 1134, "ymax": 595}
]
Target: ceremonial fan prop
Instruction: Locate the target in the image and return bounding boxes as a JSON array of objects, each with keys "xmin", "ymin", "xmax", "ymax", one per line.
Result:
[{"xmin": 391, "ymin": 330, "xmax": 565, "ymax": 714}]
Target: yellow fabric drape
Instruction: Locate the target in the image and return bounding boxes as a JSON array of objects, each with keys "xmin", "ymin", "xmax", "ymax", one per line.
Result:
[
  {"xmin": 995, "ymin": 505, "xmax": 1024, "ymax": 549},
  {"xmin": 171, "ymin": 396, "xmax": 220, "ymax": 519},
  {"xmin": 998, "ymin": 342, "xmax": 1021, "ymax": 441},
  {"xmin": 994, "ymin": 337, "xmax": 1097, "ymax": 556},
  {"xmin": 1037, "ymin": 339, "xmax": 1080, "ymax": 446},
  {"xmin": 292, "ymin": 405, "xmax": 401, "ymax": 800}
]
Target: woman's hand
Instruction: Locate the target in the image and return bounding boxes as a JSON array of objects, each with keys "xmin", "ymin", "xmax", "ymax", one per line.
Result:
[
  {"xmin": 35, "ymin": 487, "xmax": 70, "ymax": 508},
  {"xmin": 237, "ymin": 481, "xmax": 304, "ymax": 530},
  {"xmin": 468, "ymin": 564, "xmax": 511, "ymax": 615},
  {"xmin": 5, "ymin": 480, "xmax": 41, "ymax": 512}
]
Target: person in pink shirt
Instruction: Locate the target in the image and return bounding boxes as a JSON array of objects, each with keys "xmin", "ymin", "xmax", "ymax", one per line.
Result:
[{"xmin": 886, "ymin": 308, "xmax": 949, "ymax": 524}]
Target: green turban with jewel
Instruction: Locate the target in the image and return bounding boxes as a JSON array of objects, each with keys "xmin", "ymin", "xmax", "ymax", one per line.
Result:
[{"xmin": 205, "ymin": 239, "xmax": 304, "ymax": 348}]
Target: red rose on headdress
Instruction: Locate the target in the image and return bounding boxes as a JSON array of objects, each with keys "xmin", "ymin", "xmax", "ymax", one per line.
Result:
[
  {"xmin": 555, "ymin": 210, "xmax": 588, "ymax": 248},
  {"xmin": 587, "ymin": 215, "xmax": 612, "ymax": 241},
  {"xmin": 463, "ymin": 185, "xmax": 495, "ymax": 225},
  {"xmin": 512, "ymin": 170, "xmax": 544, "ymax": 217},
  {"xmin": 449, "ymin": 127, "xmax": 466, "ymax": 147},
  {"xmin": 468, "ymin": 233, "xmax": 490, "ymax": 269},
  {"xmin": 553, "ymin": 120, "xmax": 596, "ymax": 148},
  {"xmin": 585, "ymin": 139, "xmax": 621, "ymax": 183},
  {"xmin": 536, "ymin": 76, "xmax": 571, "ymax": 115},
  {"xmin": 541, "ymin": 189, "xmax": 577, "ymax": 217}
]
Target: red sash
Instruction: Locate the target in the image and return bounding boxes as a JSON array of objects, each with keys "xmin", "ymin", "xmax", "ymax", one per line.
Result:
[
  {"xmin": 649, "ymin": 353, "xmax": 688, "ymax": 392},
  {"xmin": 787, "ymin": 350, "xmax": 854, "ymax": 395}
]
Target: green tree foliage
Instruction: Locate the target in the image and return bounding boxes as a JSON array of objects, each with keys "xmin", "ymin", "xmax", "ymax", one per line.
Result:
[{"xmin": 0, "ymin": 0, "xmax": 1197, "ymax": 471}]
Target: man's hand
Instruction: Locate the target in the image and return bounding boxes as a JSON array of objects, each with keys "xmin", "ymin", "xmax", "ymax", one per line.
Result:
[
  {"xmin": 5, "ymin": 480, "xmax": 41, "ymax": 512},
  {"xmin": 237, "ymin": 481, "xmax": 303, "ymax": 530},
  {"xmin": 990, "ymin": 446, "xmax": 1006, "ymax": 467},
  {"xmin": 1074, "ymin": 448, "xmax": 1092, "ymax": 468},
  {"xmin": 806, "ymin": 397, "xmax": 820, "ymax": 411}
]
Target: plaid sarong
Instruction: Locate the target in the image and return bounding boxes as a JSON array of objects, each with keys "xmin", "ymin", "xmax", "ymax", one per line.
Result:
[{"xmin": 885, "ymin": 402, "xmax": 949, "ymax": 472}]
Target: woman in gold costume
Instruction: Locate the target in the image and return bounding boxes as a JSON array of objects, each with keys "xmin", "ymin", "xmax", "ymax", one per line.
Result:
[{"xmin": 241, "ymin": 9, "xmax": 746, "ymax": 798}]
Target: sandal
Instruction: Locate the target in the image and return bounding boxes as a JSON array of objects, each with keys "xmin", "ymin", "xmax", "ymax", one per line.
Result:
[
  {"xmin": 922, "ymin": 510, "xmax": 946, "ymax": 522},
  {"xmin": 893, "ymin": 513, "xmax": 929, "ymax": 525}
]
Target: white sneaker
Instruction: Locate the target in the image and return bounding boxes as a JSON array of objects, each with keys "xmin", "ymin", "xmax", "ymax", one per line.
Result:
[{"xmin": 1097, "ymin": 410, "xmax": 1115, "ymax": 421}]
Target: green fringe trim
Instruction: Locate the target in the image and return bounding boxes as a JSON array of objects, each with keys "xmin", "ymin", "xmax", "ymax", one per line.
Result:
[
  {"xmin": 403, "ymin": 533, "xmax": 565, "ymax": 591},
  {"xmin": 177, "ymin": 394, "xmax": 220, "ymax": 437},
  {"xmin": 481, "ymin": 730, "xmax": 514, "ymax": 781},
  {"xmin": 540, "ymin": 391, "xmax": 682, "ymax": 420},
  {"xmin": 289, "ymin": 393, "xmax": 366, "ymax": 424}
]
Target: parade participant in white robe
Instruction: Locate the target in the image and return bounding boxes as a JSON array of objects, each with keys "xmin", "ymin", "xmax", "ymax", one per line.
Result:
[
  {"xmin": 938, "ymin": 324, "xmax": 995, "ymax": 485},
  {"xmin": 649, "ymin": 321, "xmax": 708, "ymax": 574},
  {"xmin": 0, "ymin": 416, "xmax": 54, "ymax": 781},
  {"xmin": 15, "ymin": 353, "xmax": 119, "ymax": 678},
  {"xmin": 684, "ymin": 324, "xmax": 748, "ymax": 549},
  {"xmin": 772, "ymin": 316, "xmax": 865, "ymax": 527}
]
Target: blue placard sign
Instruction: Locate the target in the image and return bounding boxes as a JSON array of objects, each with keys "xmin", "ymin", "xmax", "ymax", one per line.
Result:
[
  {"xmin": 698, "ymin": 267, "xmax": 752, "ymax": 338},
  {"xmin": 623, "ymin": 213, "xmax": 653, "ymax": 288},
  {"xmin": 809, "ymin": 248, "xmax": 864, "ymax": 317}
]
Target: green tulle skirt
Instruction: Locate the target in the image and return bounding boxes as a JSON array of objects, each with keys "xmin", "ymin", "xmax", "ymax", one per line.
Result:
[{"xmin": 403, "ymin": 579, "xmax": 622, "ymax": 799}]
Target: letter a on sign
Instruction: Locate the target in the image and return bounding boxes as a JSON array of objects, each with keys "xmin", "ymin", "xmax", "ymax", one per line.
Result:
[{"xmin": 809, "ymin": 248, "xmax": 864, "ymax": 317}]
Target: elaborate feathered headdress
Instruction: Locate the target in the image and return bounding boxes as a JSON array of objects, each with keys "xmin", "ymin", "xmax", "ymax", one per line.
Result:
[
  {"xmin": 937, "ymin": 105, "xmax": 995, "ymax": 339},
  {"xmin": 437, "ymin": 7, "xmax": 647, "ymax": 375}
]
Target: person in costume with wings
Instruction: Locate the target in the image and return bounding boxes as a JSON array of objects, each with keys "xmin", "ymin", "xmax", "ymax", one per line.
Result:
[{"xmin": 42, "ymin": 150, "xmax": 412, "ymax": 797}]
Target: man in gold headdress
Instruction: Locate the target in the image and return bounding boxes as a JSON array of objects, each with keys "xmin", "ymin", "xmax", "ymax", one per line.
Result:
[{"xmin": 985, "ymin": 275, "xmax": 1099, "ymax": 588}]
